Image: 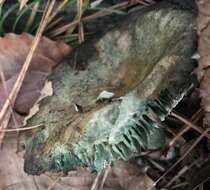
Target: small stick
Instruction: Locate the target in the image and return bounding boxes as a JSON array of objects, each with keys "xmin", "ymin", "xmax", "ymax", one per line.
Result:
[
  {"xmin": 0, "ymin": 69, "xmax": 19, "ymax": 129},
  {"xmin": 171, "ymin": 112, "xmax": 210, "ymax": 139},
  {"xmin": 166, "ymin": 158, "xmax": 200, "ymax": 187},
  {"xmin": 170, "ymin": 182, "xmax": 189, "ymax": 189},
  {"xmin": 149, "ymin": 128, "xmax": 209, "ymax": 189},
  {"xmin": 0, "ymin": 0, "xmax": 56, "ymax": 145},
  {"xmin": 47, "ymin": 174, "xmax": 63, "ymax": 190},
  {"xmin": 99, "ymin": 163, "xmax": 111, "ymax": 190},
  {"xmin": 91, "ymin": 170, "xmax": 104, "ymax": 190},
  {"xmin": 168, "ymin": 109, "xmax": 203, "ymax": 147},
  {"xmin": 0, "ymin": 124, "xmax": 43, "ymax": 132},
  {"xmin": 77, "ymin": 0, "xmax": 85, "ymax": 43},
  {"xmin": 48, "ymin": 0, "xmax": 139, "ymax": 37}
]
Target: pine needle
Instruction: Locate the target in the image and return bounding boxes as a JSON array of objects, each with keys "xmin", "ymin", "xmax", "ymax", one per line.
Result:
[
  {"xmin": 90, "ymin": 170, "xmax": 104, "ymax": 190},
  {"xmin": 99, "ymin": 163, "xmax": 111, "ymax": 190},
  {"xmin": 25, "ymin": 1, "xmax": 40, "ymax": 32},
  {"xmin": 48, "ymin": 0, "xmax": 69, "ymax": 24},
  {"xmin": 48, "ymin": 0, "xmax": 138, "ymax": 37},
  {"xmin": 77, "ymin": 0, "xmax": 84, "ymax": 43},
  {"xmin": 19, "ymin": 0, "xmax": 29, "ymax": 11},
  {"xmin": 0, "ymin": 0, "xmax": 56, "ymax": 145},
  {"xmin": 150, "ymin": 128, "xmax": 209, "ymax": 188},
  {"xmin": 0, "ymin": 68, "xmax": 20, "ymax": 144},
  {"xmin": 0, "ymin": 124, "xmax": 43, "ymax": 132},
  {"xmin": 168, "ymin": 109, "xmax": 203, "ymax": 147},
  {"xmin": 171, "ymin": 112, "xmax": 210, "ymax": 139}
]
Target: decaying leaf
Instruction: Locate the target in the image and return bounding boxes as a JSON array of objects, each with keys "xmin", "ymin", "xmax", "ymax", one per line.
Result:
[
  {"xmin": 0, "ymin": 33, "xmax": 72, "ymax": 127},
  {"xmin": 110, "ymin": 161, "xmax": 154, "ymax": 190},
  {"xmin": 24, "ymin": 1, "xmax": 197, "ymax": 175},
  {"xmin": 35, "ymin": 161, "xmax": 154, "ymax": 190},
  {"xmin": 0, "ymin": 133, "xmax": 153, "ymax": 190},
  {"xmin": 23, "ymin": 80, "xmax": 53, "ymax": 125},
  {"xmin": 197, "ymin": 0, "xmax": 210, "ymax": 125}
]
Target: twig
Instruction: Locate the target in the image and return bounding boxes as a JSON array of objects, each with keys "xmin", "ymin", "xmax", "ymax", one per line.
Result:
[
  {"xmin": 99, "ymin": 163, "xmax": 111, "ymax": 190},
  {"xmin": 48, "ymin": 1, "xmax": 136, "ymax": 37},
  {"xmin": 171, "ymin": 112, "xmax": 210, "ymax": 139},
  {"xmin": 167, "ymin": 166, "xmax": 189, "ymax": 187},
  {"xmin": 32, "ymin": 176, "xmax": 40, "ymax": 190},
  {"xmin": 25, "ymin": 1, "xmax": 40, "ymax": 32},
  {"xmin": 19, "ymin": 0, "xmax": 29, "ymax": 11},
  {"xmin": 91, "ymin": 0, "xmax": 104, "ymax": 8},
  {"xmin": 170, "ymin": 182, "xmax": 189, "ymax": 189},
  {"xmin": 47, "ymin": 0, "xmax": 69, "ymax": 24},
  {"xmin": 46, "ymin": 16, "xmax": 64, "ymax": 31},
  {"xmin": 166, "ymin": 158, "xmax": 200, "ymax": 188},
  {"xmin": 149, "ymin": 128, "xmax": 209, "ymax": 189},
  {"xmin": 168, "ymin": 109, "xmax": 203, "ymax": 147},
  {"xmin": 0, "ymin": 112, "xmax": 11, "ymax": 143},
  {"xmin": 0, "ymin": 68, "xmax": 19, "ymax": 129},
  {"xmin": 46, "ymin": 174, "xmax": 63, "ymax": 190},
  {"xmin": 91, "ymin": 170, "xmax": 104, "ymax": 190},
  {"xmin": 0, "ymin": 124, "xmax": 43, "ymax": 132},
  {"xmin": 148, "ymin": 159, "xmax": 165, "ymax": 172}
]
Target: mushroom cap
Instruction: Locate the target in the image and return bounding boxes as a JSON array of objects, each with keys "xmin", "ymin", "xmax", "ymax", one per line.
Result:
[{"xmin": 24, "ymin": 2, "xmax": 197, "ymax": 175}]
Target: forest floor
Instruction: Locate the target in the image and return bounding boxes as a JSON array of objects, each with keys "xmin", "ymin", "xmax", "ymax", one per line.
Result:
[{"xmin": 0, "ymin": 0, "xmax": 210, "ymax": 190}]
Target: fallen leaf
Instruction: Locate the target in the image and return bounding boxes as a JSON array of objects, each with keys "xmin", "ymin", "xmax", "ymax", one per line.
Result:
[
  {"xmin": 111, "ymin": 161, "xmax": 154, "ymax": 190},
  {"xmin": 23, "ymin": 80, "xmax": 53, "ymax": 125},
  {"xmin": 45, "ymin": 161, "xmax": 154, "ymax": 190},
  {"xmin": 0, "ymin": 132, "xmax": 154, "ymax": 190},
  {"xmin": 0, "ymin": 33, "xmax": 72, "ymax": 128}
]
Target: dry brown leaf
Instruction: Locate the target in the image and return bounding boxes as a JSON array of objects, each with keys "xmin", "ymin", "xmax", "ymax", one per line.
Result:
[
  {"xmin": 0, "ymin": 33, "xmax": 72, "ymax": 128},
  {"xmin": 0, "ymin": 133, "xmax": 153, "ymax": 190},
  {"xmin": 50, "ymin": 161, "xmax": 154, "ymax": 190},
  {"xmin": 111, "ymin": 161, "xmax": 154, "ymax": 190},
  {"xmin": 23, "ymin": 80, "xmax": 53, "ymax": 126},
  {"xmin": 197, "ymin": 0, "xmax": 210, "ymax": 125}
]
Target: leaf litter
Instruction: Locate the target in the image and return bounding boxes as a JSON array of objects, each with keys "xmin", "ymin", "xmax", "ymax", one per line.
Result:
[
  {"xmin": 0, "ymin": 0, "xmax": 210, "ymax": 190},
  {"xmin": 0, "ymin": 33, "xmax": 72, "ymax": 128}
]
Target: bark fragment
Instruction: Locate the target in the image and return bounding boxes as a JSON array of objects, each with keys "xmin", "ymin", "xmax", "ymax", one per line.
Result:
[{"xmin": 197, "ymin": 0, "xmax": 210, "ymax": 125}]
